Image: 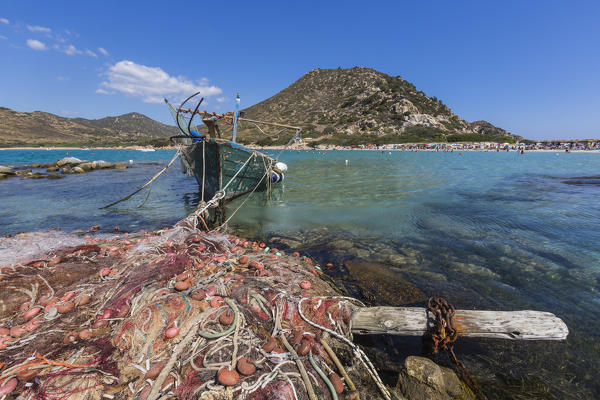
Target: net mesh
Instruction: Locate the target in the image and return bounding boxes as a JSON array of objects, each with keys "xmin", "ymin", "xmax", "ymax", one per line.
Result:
[{"xmin": 0, "ymin": 216, "xmax": 380, "ymax": 400}]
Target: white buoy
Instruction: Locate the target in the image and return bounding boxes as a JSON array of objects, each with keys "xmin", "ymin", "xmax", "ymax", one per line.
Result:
[{"xmin": 275, "ymin": 161, "xmax": 288, "ymax": 172}]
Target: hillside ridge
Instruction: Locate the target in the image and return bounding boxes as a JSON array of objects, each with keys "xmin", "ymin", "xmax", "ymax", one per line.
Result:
[
  {"xmin": 0, "ymin": 108, "xmax": 178, "ymax": 147},
  {"xmin": 233, "ymin": 67, "xmax": 519, "ymax": 145}
]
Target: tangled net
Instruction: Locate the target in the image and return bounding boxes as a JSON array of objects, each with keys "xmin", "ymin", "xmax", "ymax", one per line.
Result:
[{"xmin": 0, "ymin": 214, "xmax": 392, "ymax": 400}]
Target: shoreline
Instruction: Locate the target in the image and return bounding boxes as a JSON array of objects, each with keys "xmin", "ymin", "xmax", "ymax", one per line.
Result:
[{"xmin": 2, "ymin": 146, "xmax": 600, "ymax": 153}]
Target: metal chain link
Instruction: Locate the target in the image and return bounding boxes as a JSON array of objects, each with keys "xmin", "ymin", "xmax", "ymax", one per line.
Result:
[{"xmin": 426, "ymin": 297, "xmax": 488, "ymax": 400}]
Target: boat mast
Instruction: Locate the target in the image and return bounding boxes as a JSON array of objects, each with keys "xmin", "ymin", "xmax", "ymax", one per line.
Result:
[{"xmin": 232, "ymin": 93, "xmax": 240, "ymax": 143}]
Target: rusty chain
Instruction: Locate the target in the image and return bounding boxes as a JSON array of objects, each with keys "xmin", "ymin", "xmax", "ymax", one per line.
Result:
[{"xmin": 426, "ymin": 296, "xmax": 488, "ymax": 400}]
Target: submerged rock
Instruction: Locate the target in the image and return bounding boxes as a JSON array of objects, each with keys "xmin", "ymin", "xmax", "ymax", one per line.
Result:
[
  {"xmin": 0, "ymin": 173, "xmax": 6, "ymax": 180},
  {"xmin": 46, "ymin": 166, "xmax": 59, "ymax": 172},
  {"xmin": 47, "ymin": 174, "xmax": 64, "ymax": 179},
  {"xmin": 269, "ymin": 236, "xmax": 304, "ymax": 249},
  {"xmin": 344, "ymin": 260, "xmax": 427, "ymax": 305},
  {"xmin": 395, "ymin": 356, "xmax": 474, "ymax": 400},
  {"xmin": 330, "ymin": 239, "xmax": 354, "ymax": 250}
]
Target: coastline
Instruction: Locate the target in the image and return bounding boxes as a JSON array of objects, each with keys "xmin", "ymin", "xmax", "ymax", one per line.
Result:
[{"xmin": 3, "ymin": 145, "xmax": 600, "ymax": 153}]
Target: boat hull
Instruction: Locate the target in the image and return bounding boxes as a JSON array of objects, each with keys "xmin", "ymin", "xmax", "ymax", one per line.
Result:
[{"xmin": 181, "ymin": 139, "xmax": 273, "ymax": 202}]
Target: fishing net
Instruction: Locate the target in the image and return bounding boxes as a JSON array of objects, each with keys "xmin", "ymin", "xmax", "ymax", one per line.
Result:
[{"xmin": 0, "ymin": 214, "xmax": 390, "ymax": 399}]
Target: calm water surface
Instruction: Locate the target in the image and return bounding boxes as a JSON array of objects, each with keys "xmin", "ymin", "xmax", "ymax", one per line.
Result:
[{"xmin": 1, "ymin": 149, "xmax": 599, "ymax": 398}]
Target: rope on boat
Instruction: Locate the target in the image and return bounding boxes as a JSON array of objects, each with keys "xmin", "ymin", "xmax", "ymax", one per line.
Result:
[
  {"xmin": 190, "ymin": 152, "xmax": 256, "ymax": 228},
  {"xmin": 201, "ymin": 140, "xmax": 206, "ymax": 202},
  {"xmin": 100, "ymin": 150, "xmax": 181, "ymax": 209}
]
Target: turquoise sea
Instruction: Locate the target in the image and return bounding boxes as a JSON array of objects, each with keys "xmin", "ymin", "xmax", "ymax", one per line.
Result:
[{"xmin": 1, "ymin": 149, "xmax": 599, "ymax": 399}]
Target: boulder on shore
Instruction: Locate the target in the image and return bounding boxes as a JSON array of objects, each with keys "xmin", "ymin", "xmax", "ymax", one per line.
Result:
[{"xmin": 395, "ymin": 356, "xmax": 474, "ymax": 400}]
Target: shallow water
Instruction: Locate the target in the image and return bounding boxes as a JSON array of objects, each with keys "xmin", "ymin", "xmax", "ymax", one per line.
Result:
[{"xmin": 1, "ymin": 149, "xmax": 599, "ymax": 398}]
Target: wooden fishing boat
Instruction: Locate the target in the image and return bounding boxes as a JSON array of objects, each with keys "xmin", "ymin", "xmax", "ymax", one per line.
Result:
[{"xmin": 165, "ymin": 93, "xmax": 300, "ymax": 203}]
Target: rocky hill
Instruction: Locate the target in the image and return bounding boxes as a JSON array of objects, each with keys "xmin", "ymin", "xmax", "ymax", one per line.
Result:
[
  {"xmin": 231, "ymin": 67, "xmax": 520, "ymax": 145},
  {"xmin": 1, "ymin": 67, "xmax": 519, "ymax": 147},
  {"xmin": 0, "ymin": 107, "xmax": 178, "ymax": 147}
]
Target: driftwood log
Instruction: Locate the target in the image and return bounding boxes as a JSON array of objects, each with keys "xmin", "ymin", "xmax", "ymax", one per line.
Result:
[{"xmin": 351, "ymin": 307, "xmax": 569, "ymax": 340}]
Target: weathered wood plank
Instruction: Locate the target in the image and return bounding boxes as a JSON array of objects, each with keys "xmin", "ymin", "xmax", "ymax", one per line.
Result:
[{"xmin": 350, "ymin": 307, "xmax": 569, "ymax": 340}]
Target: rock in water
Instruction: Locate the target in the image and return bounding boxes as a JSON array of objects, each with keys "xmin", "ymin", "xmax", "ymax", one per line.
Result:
[
  {"xmin": 93, "ymin": 160, "xmax": 115, "ymax": 169},
  {"xmin": 57, "ymin": 157, "xmax": 83, "ymax": 166},
  {"xmin": 79, "ymin": 162, "xmax": 93, "ymax": 171},
  {"xmin": 0, "ymin": 166, "xmax": 14, "ymax": 174},
  {"xmin": 46, "ymin": 166, "xmax": 59, "ymax": 172},
  {"xmin": 344, "ymin": 260, "xmax": 426, "ymax": 305},
  {"xmin": 73, "ymin": 166, "xmax": 85, "ymax": 174},
  {"xmin": 114, "ymin": 162, "xmax": 126, "ymax": 169},
  {"xmin": 47, "ymin": 174, "xmax": 64, "ymax": 179},
  {"xmin": 395, "ymin": 356, "xmax": 474, "ymax": 400},
  {"xmin": 0, "ymin": 174, "xmax": 6, "ymax": 180}
]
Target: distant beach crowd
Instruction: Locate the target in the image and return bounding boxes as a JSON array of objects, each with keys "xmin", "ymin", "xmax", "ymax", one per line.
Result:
[{"xmin": 305, "ymin": 140, "xmax": 600, "ymax": 152}]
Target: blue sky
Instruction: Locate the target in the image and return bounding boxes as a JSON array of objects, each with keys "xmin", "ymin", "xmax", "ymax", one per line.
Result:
[{"xmin": 1, "ymin": 1, "xmax": 598, "ymax": 140}]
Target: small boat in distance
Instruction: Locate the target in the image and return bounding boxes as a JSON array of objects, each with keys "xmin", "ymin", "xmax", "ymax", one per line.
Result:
[
  {"xmin": 138, "ymin": 148, "xmax": 156, "ymax": 152},
  {"xmin": 164, "ymin": 93, "xmax": 300, "ymax": 205}
]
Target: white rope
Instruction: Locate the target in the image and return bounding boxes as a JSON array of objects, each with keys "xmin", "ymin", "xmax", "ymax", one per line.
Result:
[
  {"xmin": 188, "ymin": 152, "xmax": 256, "ymax": 227},
  {"xmin": 297, "ymin": 298, "xmax": 394, "ymax": 400},
  {"xmin": 201, "ymin": 140, "xmax": 206, "ymax": 202},
  {"xmin": 101, "ymin": 150, "xmax": 181, "ymax": 209}
]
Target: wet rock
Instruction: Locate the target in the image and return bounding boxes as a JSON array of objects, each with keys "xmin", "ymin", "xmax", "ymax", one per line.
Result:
[
  {"xmin": 62, "ymin": 167, "xmax": 73, "ymax": 174},
  {"xmin": 331, "ymin": 239, "xmax": 354, "ymax": 250},
  {"xmin": 344, "ymin": 260, "xmax": 427, "ymax": 305},
  {"xmin": 450, "ymin": 262, "xmax": 499, "ymax": 279},
  {"xmin": 269, "ymin": 236, "xmax": 303, "ymax": 249},
  {"xmin": 0, "ymin": 166, "xmax": 14, "ymax": 174},
  {"xmin": 348, "ymin": 247, "xmax": 371, "ymax": 258},
  {"xmin": 395, "ymin": 356, "xmax": 473, "ymax": 400},
  {"xmin": 15, "ymin": 169, "xmax": 32, "ymax": 176},
  {"xmin": 114, "ymin": 162, "xmax": 127, "ymax": 169},
  {"xmin": 0, "ymin": 174, "xmax": 6, "ymax": 180},
  {"xmin": 47, "ymin": 174, "xmax": 64, "ymax": 179},
  {"xmin": 57, "ymin": 157, "xmax": 84, "ymax": 166},
  {"xmin": 46, "ymin": 166, "xmax": 59, "ymax": 172},
  {"xmin": 386, "ymin": 254, "xmax": 411, "ymax": 266},
  {"xmin": 31, "ymin": 163, "xmax": 41, "ymax": 168},
  {"xmin": 79, "ymin": 162, "xmax": 93, "ymax": 171},
  {"xmin": 73, "ymin": 166, "xmax": 85, "ymax": 174},
  {"xmin": 93, "ymin": 161, "xmax": 114, "ymax": 169},
  {"xmin": 31, "ymin": 172, "xmax": 45, "ymax": 179},
  {"xmin": 400, "ymin": 246, "xmax": 421, "ymax": 259}
]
